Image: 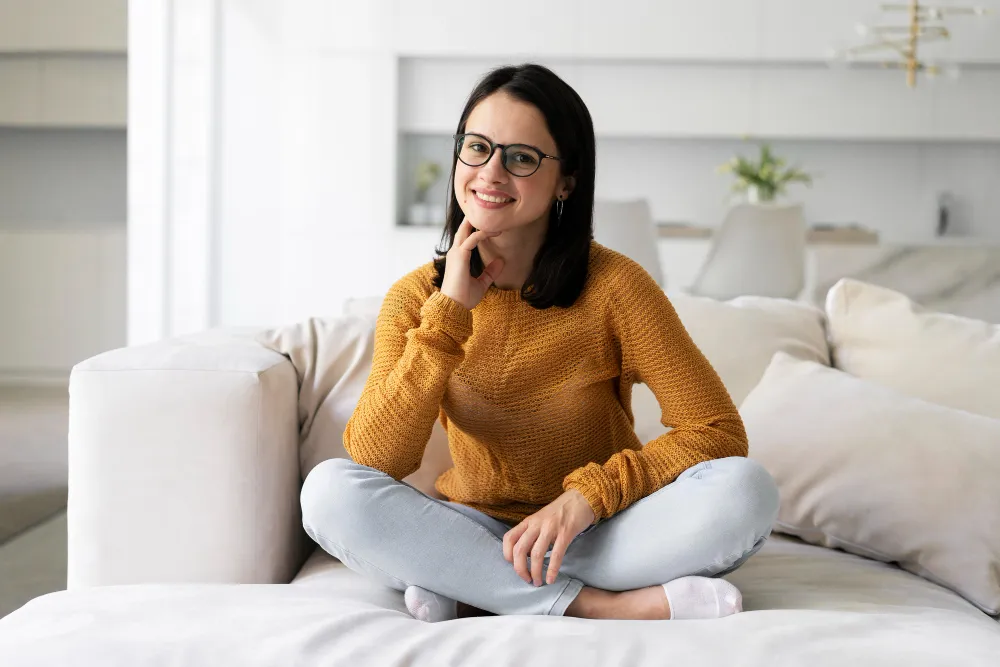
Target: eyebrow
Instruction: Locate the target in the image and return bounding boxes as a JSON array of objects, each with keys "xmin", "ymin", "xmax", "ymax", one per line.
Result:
[{"xmin": 464, "ymin": 131, "xmax": 549, "ymax": 152}]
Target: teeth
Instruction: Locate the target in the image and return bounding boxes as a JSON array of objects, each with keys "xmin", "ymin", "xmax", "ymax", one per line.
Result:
[{"xmin": 475, "ymin": 191, "xmax": 513, "ymax": 204}]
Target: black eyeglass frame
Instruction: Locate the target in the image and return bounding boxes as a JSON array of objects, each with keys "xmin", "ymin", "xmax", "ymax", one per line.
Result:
[{"xmin": 453, "ymin": 133, "xmax": 563, "ymax": 177}]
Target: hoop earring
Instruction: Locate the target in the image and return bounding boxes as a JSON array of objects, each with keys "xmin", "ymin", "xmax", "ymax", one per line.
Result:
[{"xmin": 555, "ymin": 197, "xmax": 564, "ymax": 225}]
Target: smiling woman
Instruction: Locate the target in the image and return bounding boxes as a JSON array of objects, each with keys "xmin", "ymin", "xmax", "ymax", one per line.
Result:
[
  {"xmin": 300, "ymin": 63, "xmax": 779, "ymax": 625},
  {"xmin": 433, "ymin": 65, "xmax": 595, "ymax": 306}
]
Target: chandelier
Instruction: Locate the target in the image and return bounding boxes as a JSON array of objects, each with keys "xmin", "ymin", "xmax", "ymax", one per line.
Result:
[{"xmin": 832, "ymin": 1, "xmax": 992, "ymax": 87}]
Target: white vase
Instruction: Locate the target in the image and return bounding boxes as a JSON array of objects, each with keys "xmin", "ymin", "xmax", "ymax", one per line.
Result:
[
  {"xmin": 408, "ymin": 202, "xmax": 431, "ymax": 225},
  {"xmin": 746, "ymin": 186, "xmax": 777, "ymax": 204}
]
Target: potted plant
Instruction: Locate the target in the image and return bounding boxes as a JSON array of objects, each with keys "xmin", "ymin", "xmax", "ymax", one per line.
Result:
[
  {"xmin": 717, "ymin": 143, "xmax": 813, "ymax": 203},
  {"xmin": 407, "ymin": 160, "xmax": 443, "ymax": 225}
]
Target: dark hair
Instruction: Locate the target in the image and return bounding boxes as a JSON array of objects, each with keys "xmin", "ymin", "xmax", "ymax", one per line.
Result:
[{"xmin": 431, "ymin": 63, "xmax": 596, "ymax": 309}]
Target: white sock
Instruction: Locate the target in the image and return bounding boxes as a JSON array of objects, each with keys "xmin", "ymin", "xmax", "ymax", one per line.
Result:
[
  {"xmin": 404, "ymin": 585, "xmax": 458, "ymax": 623},
  {"xmin": 661, "ymin": 576, "xmax": 743, "ymax": 620}
]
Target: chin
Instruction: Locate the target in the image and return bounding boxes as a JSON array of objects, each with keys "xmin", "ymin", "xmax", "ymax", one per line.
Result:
[{"xmin": 470, "ymin": 215, "xmax": 506, "ymax": 231}]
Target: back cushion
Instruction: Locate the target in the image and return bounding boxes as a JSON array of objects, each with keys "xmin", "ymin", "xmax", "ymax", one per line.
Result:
[
  {"xmin": 257, "ymin": 316, "xmax": 452, "ymax": 498},
  {"xmin": 826, "ymin": 278, "xmax": 1000, "ymax": 419}
]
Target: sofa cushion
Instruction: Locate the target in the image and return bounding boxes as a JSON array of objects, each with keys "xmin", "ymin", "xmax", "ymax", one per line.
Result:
[
  {"xmin": 826, "ymin": 278, "xmax": 1000, "ymax": 419},
  {"xmin": 741, "ymin": 352, "xmax": 1000, "ymax": 615},
  {"xmin": 2, "ymin": 536, "xmax": 999, "ymax": 666},
  {"xmin": 256, "ymin": 317, "xmax": 452, "ymax": 496}
]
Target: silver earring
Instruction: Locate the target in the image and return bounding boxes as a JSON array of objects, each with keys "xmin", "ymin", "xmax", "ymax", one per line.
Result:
[{"xmin": 556, "ymin": 197, "xmax": 564, "ymax": 224}]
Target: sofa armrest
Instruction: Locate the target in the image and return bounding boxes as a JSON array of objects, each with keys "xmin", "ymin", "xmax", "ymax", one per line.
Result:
[{"xmin": 67, "ymin": 329, "xmax": 304, "ymax": 588}]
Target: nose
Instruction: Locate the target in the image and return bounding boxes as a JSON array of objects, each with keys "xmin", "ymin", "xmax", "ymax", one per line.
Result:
[{"xmin": 478, "ymin": 146, "xmax": 508, "ymax": 183}]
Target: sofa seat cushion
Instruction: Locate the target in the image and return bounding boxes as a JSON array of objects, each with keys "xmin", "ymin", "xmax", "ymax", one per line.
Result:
[{"xmin": 2, "ymin": 536, "xmax": 998, "ymax": 666}]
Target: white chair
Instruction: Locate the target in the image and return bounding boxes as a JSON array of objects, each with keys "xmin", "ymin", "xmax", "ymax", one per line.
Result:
[
  {"xmin": 687, "ymin": 203, "xmax": 807, "ymax": 301},
  {"xmin": 592, "ymin": 199, "xmax": 665, "ymax": 288}
]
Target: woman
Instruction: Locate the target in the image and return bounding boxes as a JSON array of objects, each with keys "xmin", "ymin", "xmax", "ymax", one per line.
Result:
[{"xmin": 300, "ymin": 63, "xmax": 779, "ymax": 622}]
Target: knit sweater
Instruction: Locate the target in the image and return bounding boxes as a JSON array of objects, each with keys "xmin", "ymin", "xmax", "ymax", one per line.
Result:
[{"xmin": 343, "ymin": 240, "xmax": 748, "ymax": 525}]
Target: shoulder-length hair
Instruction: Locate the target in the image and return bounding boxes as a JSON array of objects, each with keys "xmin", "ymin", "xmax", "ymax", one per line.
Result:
[{"xmin": 431, "ymin": 63, "xmax": 596, "ymax": 309}]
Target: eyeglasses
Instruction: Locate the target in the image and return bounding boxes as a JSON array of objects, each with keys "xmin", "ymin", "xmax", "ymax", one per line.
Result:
[{"xmin": 453, "ymin": 133, "xmax": 562, "ymax": 178}]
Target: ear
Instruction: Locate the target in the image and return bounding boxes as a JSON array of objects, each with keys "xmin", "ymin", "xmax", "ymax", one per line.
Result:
[{"xmin": 559, "ymin": 174, "xmax": 577, "ymax": 199}]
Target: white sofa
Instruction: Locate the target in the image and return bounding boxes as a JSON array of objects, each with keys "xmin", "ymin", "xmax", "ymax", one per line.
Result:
[{"xmin": 0, "ymin": 281, "xmax": 998, "ymax": 666}]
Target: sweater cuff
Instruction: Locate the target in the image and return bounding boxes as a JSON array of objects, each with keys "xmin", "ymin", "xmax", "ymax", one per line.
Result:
[
  {"xmin": 563, "ymin": 470, "xmax": 607, "ymax": 524},
  {"xmin": 421, "ymin": 290, "xmax": 473, "ymax": 342}
]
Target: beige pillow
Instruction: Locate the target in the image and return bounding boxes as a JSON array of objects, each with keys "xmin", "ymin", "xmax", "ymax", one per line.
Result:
[
  {"xmin": 667, "ymin": 291, "xmax": 830, "ymax": 405},
  {"xmin": 256, "ymin": 316, "xmax": 453, "ymax": 497},
  {"xmin": 633, "ymin": 292, "xmax": 829, "ymax": 441},
  {"xmin": 826, "ymin": 278, "xmax": 1000, "ymax": 419},
  {"xmin": 741, "ymin": 352, "xmax": 1000, "ymax": 615}
]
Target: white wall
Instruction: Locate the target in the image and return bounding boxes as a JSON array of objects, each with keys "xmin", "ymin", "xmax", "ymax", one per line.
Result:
[{"xmin": 130, "ymin": 0, "xmax": 1000, "ymax": 341}]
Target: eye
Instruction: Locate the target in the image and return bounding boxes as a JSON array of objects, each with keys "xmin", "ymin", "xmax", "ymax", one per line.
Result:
[
  {"xmin": 468, "ymin": 142, "xmax": 488, "ymax": 153},
  {"xmin": 511, "ymin": 151, "xmax": 538, "ymax": 165}
]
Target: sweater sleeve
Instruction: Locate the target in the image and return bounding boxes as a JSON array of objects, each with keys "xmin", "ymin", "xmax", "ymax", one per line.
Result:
[
  {"xmin": 343, "ymin": 279, "xmax": 473, "ymax": 480},
  {"xmin": 562, "ymin": 261, "xmax": 748, "ymax": 522}
]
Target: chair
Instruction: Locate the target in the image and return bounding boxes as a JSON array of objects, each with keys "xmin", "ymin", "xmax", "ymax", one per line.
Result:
[
  {"xmin": 687, "ymin": 202, "xmax": 807, "ymax": 301},
  {"xmin": 592, "ymin": 199, "xmax": 665, "ymax": 288}
]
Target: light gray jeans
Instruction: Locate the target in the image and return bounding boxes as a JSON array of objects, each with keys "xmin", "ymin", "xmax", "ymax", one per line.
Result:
[{"xmin": 300, "ymin": 456, "xmax": 779, "ymax": 617}]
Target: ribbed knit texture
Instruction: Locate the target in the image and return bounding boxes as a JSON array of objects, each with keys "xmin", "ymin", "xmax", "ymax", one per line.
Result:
[{"xmin": 343, "ymin": 241, "xmax": 748, "ymax": 525}]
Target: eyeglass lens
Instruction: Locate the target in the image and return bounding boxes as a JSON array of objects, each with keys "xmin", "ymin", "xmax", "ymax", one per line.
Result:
[{"xmin": 456, "ymin": 134, "xmax": 542, "ymax": 177}]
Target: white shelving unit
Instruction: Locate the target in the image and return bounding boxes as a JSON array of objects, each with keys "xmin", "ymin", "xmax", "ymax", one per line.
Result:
[
  {"xmin": 0, "ymin": 0, "xmax": 126, "ymax": 128},
  {"xmin": 0, "ymin": 0, "xmax": 127, "ymax": 385}
]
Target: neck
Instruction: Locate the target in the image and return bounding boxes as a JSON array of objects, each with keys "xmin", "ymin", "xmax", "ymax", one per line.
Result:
[{"xmin": 478, "ymin": 215, "xmax": 549, "ymax": 290}]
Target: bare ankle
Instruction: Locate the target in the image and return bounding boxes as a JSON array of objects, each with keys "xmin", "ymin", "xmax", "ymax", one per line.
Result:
[
  {"xmin": 565, "ymin": 585, "xmax": 669, "ymax": 620},
  {"xmin": 564, "ymin": 586, "xmax": 610, "ymax": 618}
]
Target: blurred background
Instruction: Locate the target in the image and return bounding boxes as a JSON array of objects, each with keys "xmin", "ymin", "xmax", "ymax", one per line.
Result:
[{"xmin": 0, "ymin": 0, "xmax": 998, "ymax": 617}]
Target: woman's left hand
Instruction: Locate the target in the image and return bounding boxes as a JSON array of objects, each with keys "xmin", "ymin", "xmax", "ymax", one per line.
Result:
[{"xmin": 502, "ymin": 489, "xmax": 596, "ymax": 587}]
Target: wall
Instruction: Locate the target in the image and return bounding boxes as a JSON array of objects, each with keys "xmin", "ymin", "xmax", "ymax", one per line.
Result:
[{"xmin": 129, "ymin": 0, "xmax": 1000, "ymax": 341}]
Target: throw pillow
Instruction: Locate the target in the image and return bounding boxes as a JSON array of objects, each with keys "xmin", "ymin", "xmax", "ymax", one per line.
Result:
[
  {"xmin": 825, "ymin": 278, "xmax": 1000, "ymax": 419},
  {"xmin": 740, "ymin": 352, "xmax": 1000, "ymax": 615}
]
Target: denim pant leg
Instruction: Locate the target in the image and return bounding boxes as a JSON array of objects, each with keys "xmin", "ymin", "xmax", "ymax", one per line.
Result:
[
  {"xmin": 555, "ymin": 456, "xmax": 780, "ymax": 596},
  {"xmin": 299, "ymin": 458, "xmax": 584, "ymax": 616}
]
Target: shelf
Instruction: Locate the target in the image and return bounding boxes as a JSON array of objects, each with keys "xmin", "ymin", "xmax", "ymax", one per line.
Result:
[
  {"xmin": 398, "ymin": 58, "xmax": 1000, "ymax": 141},
  {"xmin": 0, "ymin": 54, "xmax": 126, "ymax": 128},
  {"xmin": 655, "ymin": 223, "xmax": 881, "ymax": 245},
  {"xmin": 0, "ymin": 0, "xmax": 126, "ymax": 54}
]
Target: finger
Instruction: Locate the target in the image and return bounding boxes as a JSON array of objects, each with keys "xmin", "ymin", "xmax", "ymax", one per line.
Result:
[
  {"xmin": 531, "ymin": 531, "xmax": 555, "ymax": 587},
  {"xmin": 478, "ymin": 258, "xmax": 505, "ymax": 289},
  {"xmin": 546, "ymin": 533, "xmax": 571, "ymax": 585},
  {"xmin": 459, "ymin": 229, "xmax": 501, "ymax": 254},
  {"xmin": 503, "ymin": 522, "xmax": 528, "ymax": 563},
  {"xmin": 452, "ymin": 217, "xmax": 474, "ymax": 246},
  {"xmin": 513, "ymin": 525, "xmax": 540, "ymax": 584}
]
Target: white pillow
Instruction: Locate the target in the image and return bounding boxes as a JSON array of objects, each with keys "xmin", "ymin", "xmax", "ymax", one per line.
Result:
[
  {"xmin": 741, "ymin": 352, "xmax": 1000, "ymax": 615},
  {"xmin": 256, "ymin": 316, "xmax": 452, "ymax": 497},
  {"xmin": 826, "ymin": 278, "xmax": 1000, "ymax": 419},
  {"xmin": 632, "ymin": 292, "xmax": 829, "ymax": 441},
  {"xmin": 667, "ymin": 291, "xmax": 830, "ymax": 406}
]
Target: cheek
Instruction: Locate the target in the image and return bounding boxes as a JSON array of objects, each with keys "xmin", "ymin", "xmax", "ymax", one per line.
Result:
[
  {"xmin": 513, "ymin": 183, "xmax": 548, "ymax": 215},
  {"xmin": 454, "ymin": 164, "xmax": 472, "ymax": 199}
]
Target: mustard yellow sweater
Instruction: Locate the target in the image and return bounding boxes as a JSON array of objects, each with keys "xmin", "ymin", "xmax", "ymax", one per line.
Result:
[{"xmin": 343, "ymin": 241, "xmax": 748, "ymax": 525}]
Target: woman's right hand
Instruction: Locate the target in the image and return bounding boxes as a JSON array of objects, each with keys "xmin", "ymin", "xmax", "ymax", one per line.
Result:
[{"xmin": 440, "ymin": 218, "xmax": 505, "ymax": 310}]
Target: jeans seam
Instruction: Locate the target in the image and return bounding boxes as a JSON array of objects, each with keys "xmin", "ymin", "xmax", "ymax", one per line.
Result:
[{"xmin": 545, "ymin": 577, "xmax": 582, "ymax": 616}]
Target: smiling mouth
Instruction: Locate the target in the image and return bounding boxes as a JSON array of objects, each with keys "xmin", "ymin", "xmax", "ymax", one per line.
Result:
[{"xmin": 473, "ymin": 190, "xmax": 515, "ymax": 204}]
